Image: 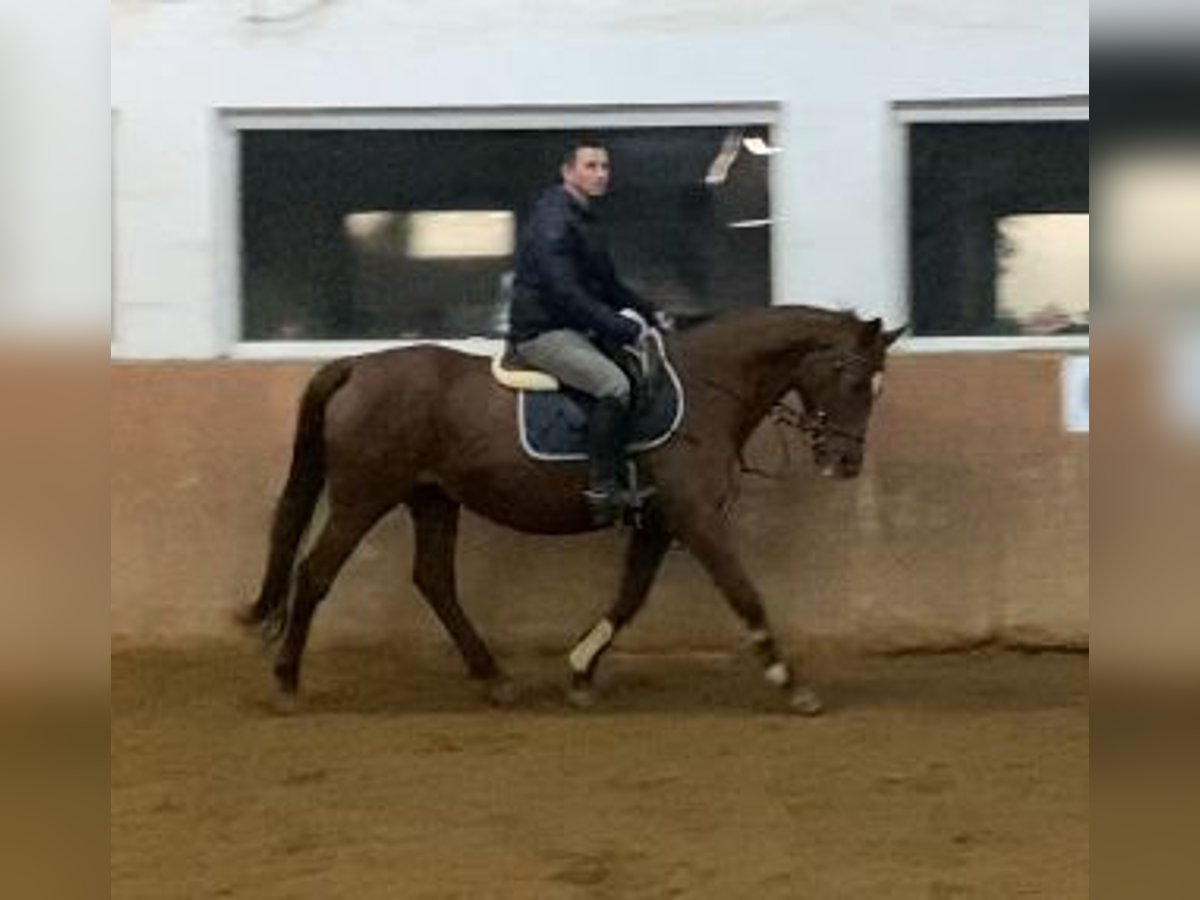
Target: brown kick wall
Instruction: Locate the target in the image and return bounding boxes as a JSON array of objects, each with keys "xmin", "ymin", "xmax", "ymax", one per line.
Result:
[{"xmin": 111, "ymin": 354, "xmax": 1088, "ymax": 653}]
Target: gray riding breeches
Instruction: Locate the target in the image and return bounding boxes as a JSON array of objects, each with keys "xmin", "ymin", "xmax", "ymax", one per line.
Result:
[{"xmin": 515, "ymin": 329, "xmax": 631, "ymax": 406}]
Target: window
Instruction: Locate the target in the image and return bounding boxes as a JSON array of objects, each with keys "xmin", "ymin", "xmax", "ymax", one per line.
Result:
[
  {"xmin": 995, "ymin": 213, "xmax": 1089, "ymax": 335},
  {"xmin": 906, "ymin": 119, "xmax": 1089, "ymax": 337},
  {"xmin": 237, "ymin": 123, "xmax": 773, "ymax": 341}
]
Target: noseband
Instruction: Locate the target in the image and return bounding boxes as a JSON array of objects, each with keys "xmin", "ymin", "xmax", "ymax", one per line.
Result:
[
  {"xmin": 782, "ymin": 350, "xmax": 878, "ymax": 450},
  {"xmin": 803, "ymin": 408, "xmax": 866, "ymax": 447}
]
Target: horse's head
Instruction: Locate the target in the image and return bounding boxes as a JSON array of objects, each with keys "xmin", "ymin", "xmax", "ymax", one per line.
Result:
[{"xmin": 792, "ymin": 317, "xmax": 904, "ymax": 479}]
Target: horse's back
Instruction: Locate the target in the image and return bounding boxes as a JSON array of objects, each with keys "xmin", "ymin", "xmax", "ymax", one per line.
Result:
[
  {"xmin": 339, "ymin": 345, "xmax": 490, "ymax": 401},
  {"xmin": 322, "ymin": 346, "xmax": 494, "ymax": 456},
  {"xmin": 355, "ymin": 343, "xmax": 486, "ymax": 377}
]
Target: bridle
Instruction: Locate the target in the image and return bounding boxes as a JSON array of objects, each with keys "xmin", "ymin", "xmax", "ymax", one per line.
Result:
[
  {"xmin": 774, "ymin": 404, "xmax": 865, "ymax": 451},
  {"xmin": 763, "ymin": 349, "xmax": 879, "ymax": 449},
  {"xmin": 694, "ymin": 348, "xmax": 878, "ymax": 478}
]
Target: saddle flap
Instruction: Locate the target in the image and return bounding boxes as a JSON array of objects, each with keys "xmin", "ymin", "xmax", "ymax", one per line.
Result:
[{"xmin": 517, "ymin": 333, "xmax": 685, "ymax": 462}]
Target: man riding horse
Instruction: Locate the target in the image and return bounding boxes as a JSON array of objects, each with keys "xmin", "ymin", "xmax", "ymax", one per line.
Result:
[
  {"xmin": 509, "ymin": 136, "xmax": 668, "ymax": 526},
  {"xmin": 240, "ymin": 139, "xmax": 905, "ymax": 714}
]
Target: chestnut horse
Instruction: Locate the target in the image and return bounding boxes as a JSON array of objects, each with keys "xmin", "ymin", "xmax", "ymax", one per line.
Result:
[{"xmin": 239, "ymin": 306, "xmax": 902, "ymax": 713}]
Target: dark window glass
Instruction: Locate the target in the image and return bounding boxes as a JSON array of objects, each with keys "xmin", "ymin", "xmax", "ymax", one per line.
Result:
[
  {"xmin": 908, "ymin": 121, "xmax": 1089, "ymax": 336},
  {"xmin": 240, "ymin": 126, "xmax": 773, "ymax": 340}
]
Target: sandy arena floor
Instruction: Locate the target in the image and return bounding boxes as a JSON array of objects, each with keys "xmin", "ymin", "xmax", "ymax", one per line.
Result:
[{"xmin": 112, "ymin": 646, "xmax": 1087, "ymax": 899}]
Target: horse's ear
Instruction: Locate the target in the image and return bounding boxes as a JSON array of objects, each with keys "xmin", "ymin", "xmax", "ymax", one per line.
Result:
[
  {"xmin": 858, "ymin": 317, "xmax": 882, "ymax": 347},
  {"xmin": 883, "ymin": 324, "xmax": 908, "ymax": 347}
]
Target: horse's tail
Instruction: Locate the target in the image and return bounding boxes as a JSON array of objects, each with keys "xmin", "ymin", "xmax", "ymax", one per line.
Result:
[{"xmin": 243, "ymin": 357, "xmax": 355, "ymax": 640}]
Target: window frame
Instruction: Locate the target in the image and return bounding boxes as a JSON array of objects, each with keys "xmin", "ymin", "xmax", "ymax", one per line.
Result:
[
  {"xmin": 216, "ymin": 104, "xmax": 781, "ymax": 359},
  {"xmin": 892, "ymin": 97, "xmax": 1090, "ymax": 354}
]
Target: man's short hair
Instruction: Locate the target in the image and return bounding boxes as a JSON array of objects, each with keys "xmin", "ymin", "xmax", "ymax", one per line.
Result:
[{"xmin": 561, "ymin": 135, "xmax": 608, "ymax": 168}]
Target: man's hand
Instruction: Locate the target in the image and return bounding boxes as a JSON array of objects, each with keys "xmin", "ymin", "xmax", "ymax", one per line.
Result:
[
  {"xmin": 651, "ymin": 310, "xmax": 675, "ymax": 333},
  {"xmin": 615, "ymin": 318, "xmax": 643, "ymax": 347},
  {"xmin": 618, "ymin": 308, "xmax": 651, "ymax": 340},
  {"xmin": 619, "ymin": 307, "xmax": 674, "ymax": 336}
]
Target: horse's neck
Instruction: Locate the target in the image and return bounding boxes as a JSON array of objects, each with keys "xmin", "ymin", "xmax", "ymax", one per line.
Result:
[{"xmin": 678, "ymin": 309, "xmax": 845, "ymax": 444}]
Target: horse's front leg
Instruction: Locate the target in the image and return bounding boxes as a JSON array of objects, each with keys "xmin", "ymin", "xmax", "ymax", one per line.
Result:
[
  {"xmin": 567, "ymin": 506, "xmax": 673, "ymax": 707},
  {"xmin": 673, "ymin": 506, "xmax": 823, "ymax": 715}
]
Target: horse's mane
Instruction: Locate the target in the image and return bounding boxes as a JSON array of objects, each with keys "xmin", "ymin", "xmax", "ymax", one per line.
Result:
[{"xmin": 674, "ymin": 304, "xmax": 863, "ymax": 354}]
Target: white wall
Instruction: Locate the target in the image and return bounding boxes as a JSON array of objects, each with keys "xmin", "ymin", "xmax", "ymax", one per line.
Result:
[
  {"xmin": 110, "ymin": 0, "xmax": 1089, "ymax": 358},
  {"xmin": 2, "ymin": 0, "xmax": 109, "ymax": 338}
]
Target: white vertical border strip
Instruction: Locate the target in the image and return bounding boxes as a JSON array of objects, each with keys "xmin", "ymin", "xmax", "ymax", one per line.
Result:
[
  {"xmin": 213, "ymin": 111, "xmax": 242, "ymax": 356},
  {"xmin": 215, "ymin": 104, "xmax": 780, "ymax": 359},
  {"xmin": 767, "ymin": 119, "xmax": 782, "ymax": 308},
  {"xmin": 890, "ymin": 96, "xmax": 1090, "ymax": 354},
  {"xmin": 886, "ymin": 100, "xmax": 911, "ymax": 334},
  {"xmin": 1061, "ymin": 355, "xmax": 1090, "ymax": 433},
  {"xmin": 111, "ymin": 108, "xmax": 119, "ymax": 352}
]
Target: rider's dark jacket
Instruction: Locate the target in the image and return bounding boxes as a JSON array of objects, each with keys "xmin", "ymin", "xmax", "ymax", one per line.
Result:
[{"xmin": 509, "ymin": 185, "xmax": 655, "ymax": 347}]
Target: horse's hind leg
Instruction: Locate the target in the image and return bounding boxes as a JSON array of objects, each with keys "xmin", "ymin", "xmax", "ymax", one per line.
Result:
[
  {"xmin": 407, "ymin": 485, "xmax": 512, "ymax": 705},
  {"xmin": 567, "ymin": 507, "xmax": 673, "ymax": 707},
  {"xmin": 674, "ymin": 508, "xmax": 823, "ymax": 715},
  {"xmin": 273, "ymin": 505, "xmax": 386, "ymax": 699}
]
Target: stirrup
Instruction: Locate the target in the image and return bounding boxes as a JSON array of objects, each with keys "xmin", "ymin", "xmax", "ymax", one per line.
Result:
[
  {"xmin": 583, "ymin": 463, "xmax": 658, "ymax": 529},
  {"xmin": 583, "ymin": 486, "xmax": 622, "ymax": 527},
  {"xmin": 620, "ymin": 461, "xmax": 657, "ymax": 528}
]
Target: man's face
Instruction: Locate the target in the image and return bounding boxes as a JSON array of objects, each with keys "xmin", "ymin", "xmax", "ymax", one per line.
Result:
[{"xmin": 561, "ymin": 147, "xmax": 611, "ymax": 200}]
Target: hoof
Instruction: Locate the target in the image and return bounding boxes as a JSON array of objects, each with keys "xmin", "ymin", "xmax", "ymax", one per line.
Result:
[
  {"xmin": 788, "ymin": 685, "xmax": 824, "ymax": 717},
  {"xmin": 566, "ymin": 685, "xmax": 598, "ymax": 709},
  {"xmin": 234, "ymin": 604, "xmax": 285, "ymax": 644},
  {"xmin": 273, "ymin": 661, "xmax": 299, "ymax": 696},
  {"xmin": 481, "ymin": 677, "xmax": 518, "ymax": 707},
  {"xmin": 233, "ymin": 604, "xmax": 262, "ymax": 628},
  {"xmin": 269, "ymin": 690, "xmax": 302, "ymax": 716}
]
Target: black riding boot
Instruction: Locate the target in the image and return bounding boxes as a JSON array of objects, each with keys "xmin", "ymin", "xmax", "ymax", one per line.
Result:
[{"xmin": 584, "ymin": 397, "xmax": 629, "ymax": 526}]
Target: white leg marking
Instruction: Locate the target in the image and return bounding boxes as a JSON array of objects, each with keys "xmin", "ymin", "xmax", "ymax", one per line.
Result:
[
  {"xmin": 764, "ymin": 662, "xmax": 791, "ymax": 687},
  {"xmin": 569, "ymin": 619, "xmax": 615, "ymax": 674}
]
